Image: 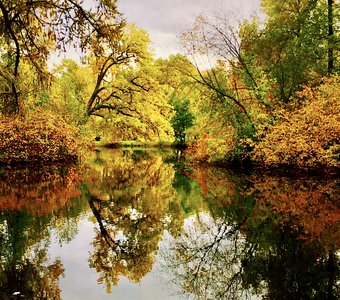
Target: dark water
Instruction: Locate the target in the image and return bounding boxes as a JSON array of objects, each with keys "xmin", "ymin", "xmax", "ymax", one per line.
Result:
[{"xmin": 0, "ymin": 148, "xmax": 339, "ymax": 300}]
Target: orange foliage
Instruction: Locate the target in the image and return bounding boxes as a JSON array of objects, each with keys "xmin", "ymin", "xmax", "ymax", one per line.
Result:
[
  {"xmin": 252, "ymin": 76, "xmax": 340, "ymax": 169},
  {"xmin": 185, "ymin": 122, "xmax": 237, "ymax": 163},
  {"xmin": 183, "ymin": 165, "xmax": 238, "ymax": 207},
  {"xmin": 184, "ymin": 164, "xmax": 339, "ymax": 247},
  {"xmin": 0, "ymin": 110, "xmax": 81, "ymax": 164},
  {"xmin": 0, "ymin": 165, "xmax": 81, "ymax": 215},
  {"xmin": 252, "ymin": 175, "xmax": 340, "ymax": 247}
]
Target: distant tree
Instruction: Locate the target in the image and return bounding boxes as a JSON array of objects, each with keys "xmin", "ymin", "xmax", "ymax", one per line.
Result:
[{"xmin": 171, "ymin": 99, "xmax": 195, "ymax": 146}]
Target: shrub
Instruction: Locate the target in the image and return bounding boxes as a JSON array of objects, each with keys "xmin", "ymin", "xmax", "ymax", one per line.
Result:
[
  {"xmin": 0, "ymin": 110, "xmax": 81, "ymax": 164},
  {"xmin": 252, "ymin": 76, "xmax": 340, "ymax": 169}
]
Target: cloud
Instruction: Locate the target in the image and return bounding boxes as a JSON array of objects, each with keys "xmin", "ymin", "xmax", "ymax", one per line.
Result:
[{"xmin": 117, "ymin": 0, "xmax": 261, "ymax": 57}]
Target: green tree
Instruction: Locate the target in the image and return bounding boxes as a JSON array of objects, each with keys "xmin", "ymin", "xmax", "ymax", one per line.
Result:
[
  {"xmin": 154, "ymin": 55, "xmax": 199, "ymax": 145},
  {"xmin": 241, "ymin": 0, "xmax": 339, "ymax": 102},
  {"xmin": 171, "ymin": 99, "xmax": 195, "ymax": 146},
  {"xmin": 50, "ymin": 59, "xmax": 90, "ymax": 125}
]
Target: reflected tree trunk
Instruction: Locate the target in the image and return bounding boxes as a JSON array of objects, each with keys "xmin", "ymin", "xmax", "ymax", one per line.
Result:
[{"xmin": 327, "ymin": 249, "xmax": 336, "ymax": 299}]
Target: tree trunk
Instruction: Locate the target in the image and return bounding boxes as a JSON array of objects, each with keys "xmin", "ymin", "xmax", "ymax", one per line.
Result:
[
  {"xmin": 328, "ymin": 0, "xmax": 334, "ymax": 75},
  {"xmin": 0, "ymin": 2, "xmax": 21, "ymax": 115}
]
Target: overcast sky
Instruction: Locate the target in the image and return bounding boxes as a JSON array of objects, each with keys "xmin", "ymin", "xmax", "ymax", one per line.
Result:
[
  {"xmin": 50, "ymin": 0, "xmax": 261, "ymax": 66},
  {"xmin": 117, "ymin": 0, "xmax": 261, "ymax": 57}
]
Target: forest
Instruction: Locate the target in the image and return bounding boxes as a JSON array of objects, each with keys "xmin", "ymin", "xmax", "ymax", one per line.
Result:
[{"xmin": 0, "ymin": 0, "xmax": 339, "ymax": 170}]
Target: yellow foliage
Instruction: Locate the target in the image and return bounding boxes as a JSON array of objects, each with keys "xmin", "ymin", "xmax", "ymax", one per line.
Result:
[
  {"xmin": 252, "ymin": 76, "xmax": 340, "ymax": 168},
  {"xmin": 186, "ymin": 118, "xmax": 237, "ymax": 163}
]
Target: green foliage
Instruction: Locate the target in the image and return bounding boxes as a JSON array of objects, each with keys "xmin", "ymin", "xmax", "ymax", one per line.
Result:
[
  {"xmin": 241, "ymin": 0, "xmax": 339, "ymax": 102},
  {"xmin": 171, "ymin": 99, "xmax": 195, "ymax": 146},
  {"xmin": 50, "ymin": 59, "xmax": 90, "ymax": 126},
  {"xmin": 179, "ymin": 1, "xmax": 339, "ymax": 166}
]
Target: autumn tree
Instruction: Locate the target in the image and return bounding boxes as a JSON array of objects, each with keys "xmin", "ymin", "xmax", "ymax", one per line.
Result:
[
  {"xmin": 0, "ymin": 0, "xmax": 124, "ymax": 115},
  {"xmin": 86, "ymin": 57, "xmax": 175, "ymax": 142},
  {"xmin": 84, "ymin": 24, "xmax": 152, "ymax": 120}
]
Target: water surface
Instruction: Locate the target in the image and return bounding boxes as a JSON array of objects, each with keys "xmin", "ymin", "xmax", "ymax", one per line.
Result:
[{"xmin": 0, "ymin": 148, "xmax": 339, "ymax": 299}]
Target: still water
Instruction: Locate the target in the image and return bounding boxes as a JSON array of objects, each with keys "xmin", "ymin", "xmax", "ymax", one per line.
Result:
[{"xmin": 0, "ymin": 148, "xmax": 339, "ymax": 299}]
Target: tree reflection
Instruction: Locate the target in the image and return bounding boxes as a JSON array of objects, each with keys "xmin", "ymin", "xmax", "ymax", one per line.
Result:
[
  {"xmin": 83, "ymin": 149, "xmax": 185, "ymax": 292},
  {"xmin": 0, "ymin": 209, "xmax": 65, "ymax": 299},
  {"xmin": 0, "ymin": 165, "xmax": 82, "ymax": 214},
  {"xmin": 0, "ymin": 165, "xmax": 86, "ymax": 299},
  {"xmin": 163, "ymin": 167, "xmax": 340, "ymax": 299},
  {"xmin": 164, "ymin": 214, "xmax": 254, "ymax": 300}
]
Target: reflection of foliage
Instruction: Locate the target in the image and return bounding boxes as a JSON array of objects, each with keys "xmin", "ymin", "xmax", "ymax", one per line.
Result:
[
  {"xmin": 251, "ymin": 174, "xmax": 340, "ymax": 247},
  {"xmin": 0, "ymin": 252, "xmax": 64, "ymax": 300},
  {"xmin": 170, "ymin": 155, "xmax": 205, "ymax": 216},
  {"xmin": 82, "ymin": 149, "xmax": 184, "ymax": 293},
  {"xmin": 183, "ymin": 165, "xmax": 253, "ymax": 220},
  {"xmin": 0, "ymin": 164, "xmax": 87, "ymax": 298},
  {"xmin": 0, "ymin": 211, "xmax": 66, "ymax": 299},
  {"xmin": 186, "ymin": 165, "xmax": 340, "ymax": 245},
  {"xmin": 164, "ymin": 214, "xmax": 254, "ymax": 300},
  {"xmin": 165, "ymin": 213, "xmax": 340, "ymax": 300},
  {"xmin": 164, "ymin": 166, "xmax": 340, "ymax": 299},
  {"xmin": 0, "ymin": 164, "xmax": 81, "ymax": 215}
]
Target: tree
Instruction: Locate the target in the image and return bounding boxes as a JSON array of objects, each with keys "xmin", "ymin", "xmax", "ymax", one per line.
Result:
[
  {"xmin": 328, "ymin": 0, "xmax": 335, "ymax": 74},
  {"xmin": 180, "ymin": 15, "xmax": 274, "ymax": 161},
  {"xmin": 241, "ymin": 0, "xmax": 339, "ymax": 102},
  {"xmin": 85, "ymin": 24, "xmax": 151, "ymax": 120},
  {"xmin": 86, "ymin": 50, "xmax": 175, "ymax": 142},
  {"xmin": 171, "ymin": 99, "xmax": 195, "ymax": 146},
  {"xmin": 181, "ymin": 16, "xmax": 258, "ymax": 123},
  {"xmin": 154, "ymin": 55, "xmax": 198, "ymax": 146},
  {"xmin": 50, "ymin": 59, "xmax": 91, "ymax": 125},
  {"xmin": 0, "ymin": 0, "xmax": 124, "ymax": 115}
]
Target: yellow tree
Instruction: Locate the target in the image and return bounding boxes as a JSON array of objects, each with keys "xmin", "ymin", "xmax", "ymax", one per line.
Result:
[{"xmin": 0, "ymin": 0, "xmax": 124, "ymax": 115}]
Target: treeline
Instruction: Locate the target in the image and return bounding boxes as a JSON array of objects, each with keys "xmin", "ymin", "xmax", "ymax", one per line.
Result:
[{"xmin": 0, "ymin": 0, "xmax": 339, "ymax": 169}]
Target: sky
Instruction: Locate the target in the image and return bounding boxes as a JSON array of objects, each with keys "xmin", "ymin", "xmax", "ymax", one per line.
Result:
[
  {"xmin": 117, "ymin": 0, "xmax": 262, "ymax": 57},
  {"xmin": 50, "ymin": 0, "xmax": 261, "ymax": 66}
]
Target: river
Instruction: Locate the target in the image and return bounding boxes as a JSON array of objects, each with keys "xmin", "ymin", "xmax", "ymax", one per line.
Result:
[{"xmin": 0, "ymin": 148, "xmax": 339, "ymax": 299}]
